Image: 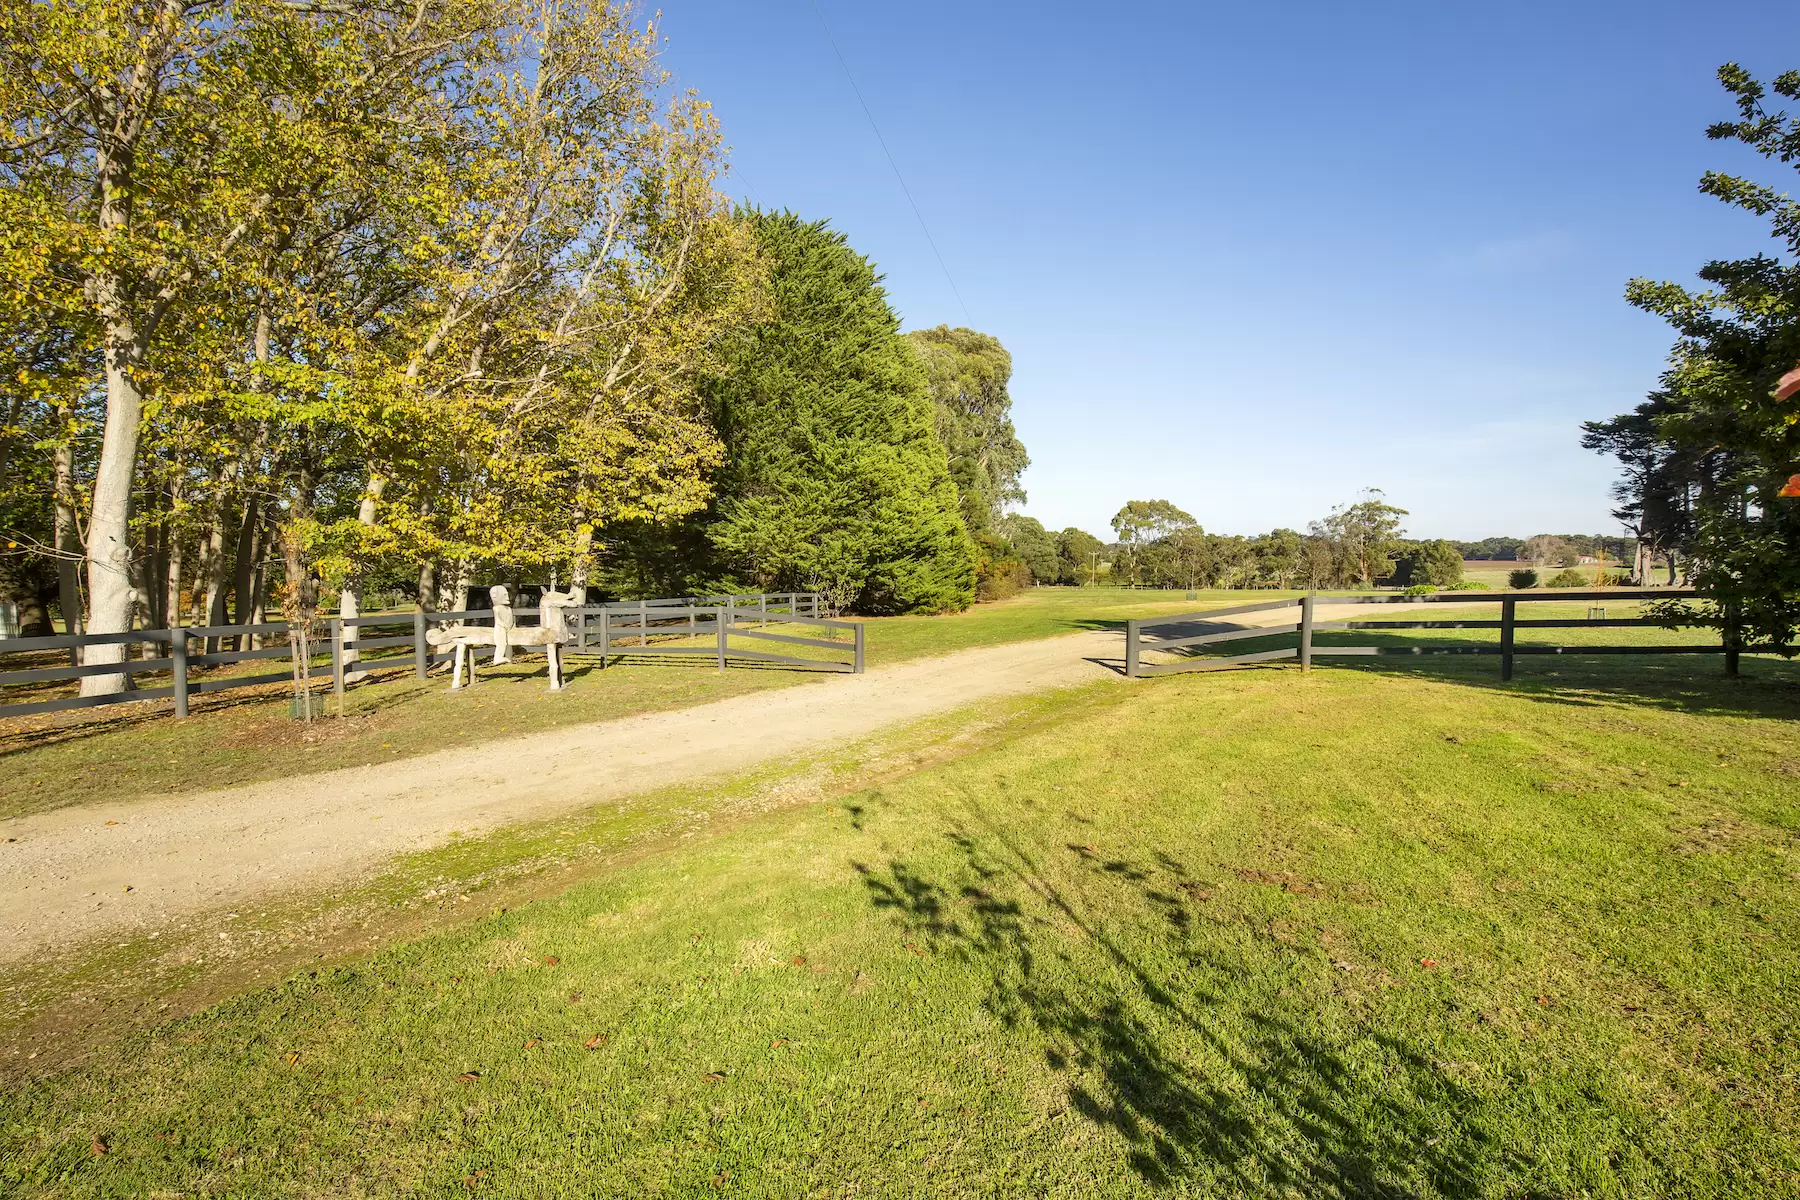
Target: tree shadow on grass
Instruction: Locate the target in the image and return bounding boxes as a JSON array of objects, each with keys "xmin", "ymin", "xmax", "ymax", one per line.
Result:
[{"xmin": 855, "ymin": 810, "xmax": 1513, "ymax": 1196}]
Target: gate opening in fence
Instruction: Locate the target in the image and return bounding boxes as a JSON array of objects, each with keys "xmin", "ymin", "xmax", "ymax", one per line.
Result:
[
  {"xmin": 0, "ymin": 592, "xmax": 860, "ymax": 723},
  {"xmin": 1124, "ymin": 589, "xmax": 1753, "ymax": 680}
]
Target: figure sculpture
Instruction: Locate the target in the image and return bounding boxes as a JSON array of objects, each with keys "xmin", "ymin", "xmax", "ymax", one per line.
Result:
[{"xmin": 426, "ymin": 585, "xmax": 582, "ymax": 692}]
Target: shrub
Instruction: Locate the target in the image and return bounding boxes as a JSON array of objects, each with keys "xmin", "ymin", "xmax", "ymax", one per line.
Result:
[
  {"xmin": 1450, "ymin": 580, "xmax": 1486, "ymax": 590},
  {"xmin": 976, "ymin": 556, "xmax": 1030, "ymax": 602},
  {"xmin": 1402, "ymin": 584, "xmax": 1438, "ymax": 596},
  {"xmin": 1508, "ymin": 569, "xmax": 1539, "ymax": 589},
  {"xmin": 1546, "ymin": 569, "xmax": 1589, "ymax": 588}
]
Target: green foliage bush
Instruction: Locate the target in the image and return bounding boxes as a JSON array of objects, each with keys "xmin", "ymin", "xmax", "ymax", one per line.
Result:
[
  {"xmin": 1547, "ymin": 569, "xmax": 1590, "ymax": 588},
  {"xmin": 976, "ymin": 556, "xmax": 1031, "ymax": 602},
  {"xmin": 1402, "ymin": 584, "xmax": 1438, "ymax": 596},
  {"xmin": 1450, "ymin": 580, "xmax": 1487, "ymax": 590},
  {"xmin": 1509, "ymin": 569, "xmax": 1539, "ymax": 589}
]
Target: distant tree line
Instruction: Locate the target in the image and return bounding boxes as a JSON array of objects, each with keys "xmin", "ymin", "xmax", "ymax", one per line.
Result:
[
  {"xmin": 984, "ymin": 490, "xmax": 1484, "ymax": 592},
  {"xmin": 1454, "ymin": 534, "xmax": 1637, "ymax": 563}
]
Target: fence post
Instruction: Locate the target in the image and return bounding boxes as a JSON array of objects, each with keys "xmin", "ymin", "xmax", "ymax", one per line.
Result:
[
  {"xmin": 854, "ymin": 622, "xmax": 865, "ymax": 674},
  {"xmin": 413, "ymin": 610, "xmax": 428, "ymax": 680},
  {"xmin": 1500, "ymin": 597, "xmax": 1516, "ymax": 682},
  {"xmin": 716, "ymin": 604, "xmax": 727, "ymax": 673},
  {"xmin": 1298, "ymin": 595, "xmax": 1314, "ymax": 673},
  {"xmin": 639, "ymin": 597, "xmax": 648, "ymax": 648},
  {"xmin": 599, "ymin": 608, "xmax": 610, "ymax": 668},
  {"xmin": 1126, "ymin": 619, "xmax": 1140, "ymax": 679},
  {"xmin": 760, "ymin": 594, "xmax": 767, "ymax": 627},
  {"xmin": 330, "ymin": 617, "xmax": 345, "ymax": 716},
  {"xmin": 171, "ymin": 627, "xmax": 189, "ymax": 718}
]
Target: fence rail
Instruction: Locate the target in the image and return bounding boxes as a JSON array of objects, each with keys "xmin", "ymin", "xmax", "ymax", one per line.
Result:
[
  {"xmin": 0, "ymin": 591, "xmax": 842, "ymax": 722},
  {"xmin": 1125, "ymin": 589, "xmax": 1751, "ymax": 680}
]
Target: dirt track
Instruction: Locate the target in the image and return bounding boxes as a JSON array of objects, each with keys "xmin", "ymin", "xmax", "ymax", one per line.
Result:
[{"xmin": 0, "ymin": 601, "xmax": 1431, "ymax": 965}]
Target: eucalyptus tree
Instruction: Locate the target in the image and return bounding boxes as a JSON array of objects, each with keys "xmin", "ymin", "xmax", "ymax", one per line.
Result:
[
  {"xmin": 1109, "ymin": 499, "xmax": 1193, "ymax": 586},
  {"xmin": 1311, "ymin": 490, "xmax": 1407, "ymax": 587},
  {"xmin": 905, "ymin": 325, "xmax": 1028, "ymax": 537}
]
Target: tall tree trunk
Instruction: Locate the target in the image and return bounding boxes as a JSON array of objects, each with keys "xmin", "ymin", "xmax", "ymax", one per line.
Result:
[
  {"xmin": 143, "ymin": 484, "xmax": 168, "ymax": 630},
  {"xmin": 231, "ymin": 494, "xmax": 262, "ymax": 647},
  {"xmin": 196, "ymin": 462, "xmax": 240, "ymax": 646},
  {"xmin": 447, "ymin": 559, "xmax": 473, "ymax": 613},
  {"xmin": 418, "ymin": 560, "xmax": 438, "ymax": 613},
  {"xmin": 53, "ymin": 440, "xmax": 85, "ymax": 641},
  {"xmin": 570, "ymin": 517, "xmax": 593, "ymax": 596},
  {"xmin": 78, "ymin": 327, "xmax": 147, "ymax": 695},
  {"xmin": 165, "ymin": 510, "xmax": 184, "ymax": 630},
  {"xmin": 340, "ymin": 473, "xmax": 385, "ymax": 682}
]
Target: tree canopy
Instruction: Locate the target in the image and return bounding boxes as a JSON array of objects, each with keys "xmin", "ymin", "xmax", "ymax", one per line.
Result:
[
  {"xmin": 905, "ymin": 326, "xmax": 1028, "ymax": 537},
  {"xmin": 1587, "ymin": 63, "xmax": 1800, "ymax": 650},
  {"xmin": 699, "ymin": 211, "xmax": 976, "ymax": 614}
]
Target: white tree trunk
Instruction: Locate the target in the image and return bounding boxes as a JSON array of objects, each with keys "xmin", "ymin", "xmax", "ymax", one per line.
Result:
[
  {"xmin": 79, "ymin": 341, "xmax": 146, "ymax": 695},
  {"xmin": 340, "ymin": 473, "xmax": 385, "ymax": 681}
]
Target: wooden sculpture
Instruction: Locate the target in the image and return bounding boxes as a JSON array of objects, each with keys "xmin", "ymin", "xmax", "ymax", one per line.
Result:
[{"xmin": 427, "ymin": 585, "xmax": 582, "ymax": 692}]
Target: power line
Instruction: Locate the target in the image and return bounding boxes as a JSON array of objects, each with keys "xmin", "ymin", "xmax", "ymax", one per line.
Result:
[{"xmin": 807, "ymin": 0, "xmax": 973, "ymax": 325}]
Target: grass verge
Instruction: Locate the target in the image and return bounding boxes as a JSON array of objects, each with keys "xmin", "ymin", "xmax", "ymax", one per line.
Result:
[{"xmin": 4, "ymin": 655, "xmax": 1796, "ymax": 1196}]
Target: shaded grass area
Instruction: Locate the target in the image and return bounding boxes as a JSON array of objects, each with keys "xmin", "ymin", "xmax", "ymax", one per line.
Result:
[
  {"xmin": 0, "ymin": 590, "xmax": 1277, "ymax": 819},
  {"xmin": 4, "ymin": 659, "xmax": 1797, "ymax": 1196}
]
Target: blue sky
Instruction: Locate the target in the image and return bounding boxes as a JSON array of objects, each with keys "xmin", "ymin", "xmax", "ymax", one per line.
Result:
[{"xmin": 656, "ymin": 1, "xmax": 1800, "ymax": 542}]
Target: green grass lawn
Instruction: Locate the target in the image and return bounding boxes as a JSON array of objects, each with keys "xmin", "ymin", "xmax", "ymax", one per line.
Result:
[
  {"xmin": 0, "ymin": 589, "xmax": 1289, "ymax": 818},
  {"xmin": 5, "ymin": 654, "xmax": 1796, "ymax": 1197}
]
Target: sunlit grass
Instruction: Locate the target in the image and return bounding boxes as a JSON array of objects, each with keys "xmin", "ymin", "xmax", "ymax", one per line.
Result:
[{"xmin": 4, "ymin": 657, "xmax": 1796, "ymax": 1196}]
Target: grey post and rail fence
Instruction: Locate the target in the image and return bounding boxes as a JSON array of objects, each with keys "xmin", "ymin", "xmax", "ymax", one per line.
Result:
[
  {"xmin": 0, "ymin": 591, "xmax": 858, "ymax": 723},
  {"xmin": 1124, "ymin": 589, "xmax": 1749, "ymax": 680}
]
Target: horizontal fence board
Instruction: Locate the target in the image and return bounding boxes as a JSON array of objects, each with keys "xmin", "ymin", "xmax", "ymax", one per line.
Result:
[
  {"xmin": 1139, "ymin": 647, "xmax": 1298, "ymax": 675},
  {"xmin": 190, "ymin": 666, "xmax": 329, "ymax": 695},
  {"xmin": 1314, "ymin": 646, "xmax": 1502, "ymax": 656},
  {"xmin": 347, "ymin": 635, "xmax": 416, "ymax": 650},
  {"xmin": 1513, "ymin": 645, "xmax": 1728, "ymax": 656},
  {"xmin": 1417, "ymin": 589, "xmax": 1699, "ymax": 604},
  {"xmin": 726, "ymin": 647, "xmax": 855, "ymax": 670},
  {"xmin": 729, "ymin": 627, "xmax": 850, "ymax": 652},
  {"xmin": 0, "ymin": 684, "xmax": 177, "ymax": 718},
  {"xmin": 1316, "ymin": 620, "xmax": 1507, "ymax": 631},
  {"xmin": 185, "ymin": 622, "xmax": 290, "ymax": 638},
  {"xmin": 1136, "ymin": 598, "xmax": 1299, "ymax": 631},
  {"xmin": 1143, "ymin": 623, "xmax": 1299, "ymax": 652},
  {"xmin": 596, "ymin": 645, "xmax": 720, "ymax": 657},
  {"xmin": 730, "ymin": 611, "xmax": 855, "ymax": 631},
  {"xmin": 0, "ymin": 629, "xmax": 167, "ymax": 653},
  {"xmin": 0, "ymin": 655, "xmax": 175, "ymax": 686},
  {"xmin": 188, "ymin": 646, "xmax": 293, "ymax": 667},
  {"xmin": 1511, "ymin": 618, "xmax": 1668, "ymax": 629}
]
